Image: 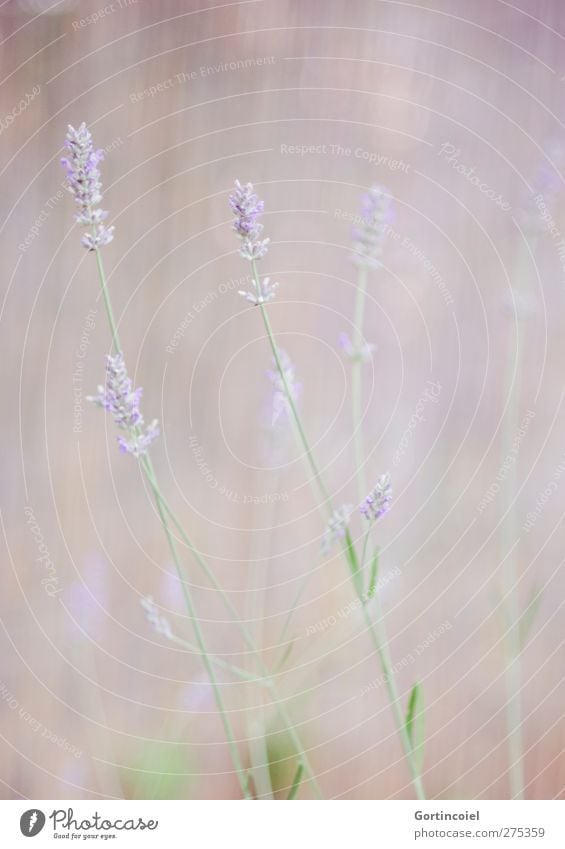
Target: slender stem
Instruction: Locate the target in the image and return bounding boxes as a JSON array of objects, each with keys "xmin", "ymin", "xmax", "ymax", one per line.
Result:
[
  {"xmin": 91, "ymin": 247, "xmax": 250, "ymax": 798},
  {"xmin": 359, "ymin": 518, "xmax": 373, "ymax": 575},
  {"xmin": 249, "ymin": 259, "xmax": 426, "ymax": 798},
  {"xmin": 252, "ymin": 261, "xmax": 332, "ymax": 517},
  {"xmin": 362, "ymin": 603, "xmax": 425, "ymax": 800},
  {"xmin": 351, "ymin": 265, "xmax": 368, "ymax": 501},
  {"xmin": 499, "ymin": 246, "xmax": 530, "ymax": 800},
  {"xmin": 150, "ymin": 489, "xmax": 323, "ymax": 799},
  {"xmin": 94, "ymin": 244, "xmax": 121, "ymax": 353},
  {"xmin": 92, "ymin": 247, "xmax": 321, "ymax": 798},
  {"xmin": 168, "ymin": 634, "xmax": 269, "ymax": 684},
  {"xmin": 141, "ymin": 454, "xmax": 251, "ymax": 798}
]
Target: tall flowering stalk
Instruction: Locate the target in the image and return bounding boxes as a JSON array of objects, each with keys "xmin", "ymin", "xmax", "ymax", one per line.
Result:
[
  {"xmin": 345, "ymin": 185, "xmax": 391, "ymax": 501},
  {"xmin": 61, "ymin": 125, "xmax": 321, "ymax": 801},
  {"xmin": 230, "ymin": 180, "xmax": 426, "ymax": 799}
]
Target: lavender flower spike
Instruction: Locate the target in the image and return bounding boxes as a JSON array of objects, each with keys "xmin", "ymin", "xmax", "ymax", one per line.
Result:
[
  {"xmin": 238, "ymin": 275, "xmax": 278, "ymax": 306},
  {"xmin": 140, "ymin": 596, "xmax": 173, "ymax": 640},
  {"xmin": 266, "ymin": 349, "xmax": 301, "ymax": 426},
  {"xmin": 88, "ymin": 352, "xmax": 159, "ymax": 457},
  {"xmin": 360, "ymin": 473, "xmax": 392, "ymax": 520},
  {"xmin": 61, "ymin": 122, "xmax": 114, "ymax": 251},
  {"xmin": 322, "ymin": 505, "xmax": 353, "ymax": 554},
  {"xmin": 352, "ymin": 185, "xmax": 391, "ymax": 269},
  {"xmin": 339, "ymin": 331, "xmax": 375, "ymax": 363},
  {"xmin": 229, "ymin": 179, "xmax": 270, "ymax": 261}
]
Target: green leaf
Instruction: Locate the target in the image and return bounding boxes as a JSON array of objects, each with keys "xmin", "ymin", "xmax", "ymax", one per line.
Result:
[
  {"xmin": 287, "ymin": 761, "xmax": 304, "ymax": 800},
  {"xmin": 275, "ymin": 640, "xmax": 294, "ymax": 672},
  {"xmin": 518, "ymin": 587, "xmax": 542, "ymax": 649},
  {"xmin": 366, "ymin": 550, "xmax": 379, "ymax": 600},
  {"xmin": 405, "ymin": 683, "xmax": 425, "ymax": 775},
  {"xmin": 344, "ymin": 530, "xmax": 363, "ymax": 596}
]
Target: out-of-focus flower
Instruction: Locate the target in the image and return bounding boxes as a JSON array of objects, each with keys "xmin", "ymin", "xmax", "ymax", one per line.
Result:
[
  {"xmin": 61, "ymin": 122, "xmax": 114, "ymax": 251},
  {"xmin": 266, "ymin": 349, "xmax": 301, "ymax": 426},
  {"xmin": 88, "ymin": 352, "xmax": 159, "ymax": 457},
  {"xmin": 238, "ymin": 275, "xmax": 278, "ymax": 306},
  {"xmin": 229, "ymin": 180, "xmax": 270, "ymax": 261},
  {"xmin": 140, "ymin": 595, "xmax": 173, "ymax": 640},
  {"xmin": 352, "ymin": 185, "xmax": 391, "ymax": 269},
  {"xmin": 339, "ymin": 331, "xmax": 375, "ymax": 363},
  {"xmin": 321, "ymin": 504, "xmax": 353, "ymax": 554},
  {"xmin": 361, "ymin": 473, "xmax": 392, "ymax": 520}
]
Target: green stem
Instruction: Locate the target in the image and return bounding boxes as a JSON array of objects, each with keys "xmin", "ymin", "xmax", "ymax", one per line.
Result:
[
  {"xmin": 362, "ymin": 603, "xmax": 425, "ymax": 800},
  {"xmin": 140, "ymin": 454, "xmax": 251, "ymax": 798},
  {"xmin": 249, "ymin": 259, "xmax": 426, "ymax": 798},
  {"xmin": 94, "ymin": 244, "xmax": 121, "ymax": 353},
  {"xmin": 168, "ymin": 634, "xmax": 269, "ymax": 684},
  {"xmin": 499, "ymin": 239, "xmax": 533, "ymax": 800},
  {"xmin": 93, "ymin": 248, "xmax": 321, "ymax": 798},
  {"xmin": 153, "ymin": 488, "xmax": 323, "ymax": 799},
  {"xmin": 351, "ymin": 265, "xmax": 368, "ymax": 502},
  {"xmin": 91, "ymin": 247, "xmax": 250, "ymax": 798},
  {"xmin": 252, "ymin": 262, "xmax": 332, "ymax": 517}
]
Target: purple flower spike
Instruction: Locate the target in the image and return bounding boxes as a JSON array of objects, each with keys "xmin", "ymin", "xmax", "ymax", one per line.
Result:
[
  {"xmin": 61, "ymin": 122, "xmax": 114, "ymax": 251},
  {"xmin": 88, "ymin": 352, "xmax": 159, "ymax": 457},
  {"xmin": 229, "ymin": 180, "xmax": 270, "ymax": 261},
  {"xmin": 360, "ymin": 473, "xmax": 392, "ymax": 521},
  {"xmin": 322, "ymin": 505, "xmax": 353, "ymax": 554},
  {"xmin": 339, "ymin": 331, "xmax": 375, "ymax": 363},
  {"xmin": 352, "ymin": 185, "xmax": 391, "ymax": 269},
  {"xmin": 266, "ymin": 349, "xmax": 301, "ymax": 426},
  {"xmin": 140, "ymin": 596, "xmax": 173, "ymax": 640}
]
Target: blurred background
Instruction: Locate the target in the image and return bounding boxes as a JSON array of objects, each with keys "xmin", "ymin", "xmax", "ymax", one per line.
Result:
[{"xmin": 0, "ymin": 0, "xmax": 564, "ymax": 800}]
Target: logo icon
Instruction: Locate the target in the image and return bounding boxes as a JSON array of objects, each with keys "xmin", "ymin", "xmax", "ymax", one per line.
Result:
[{"xmin": 19, "ymin": 810, "xmax": 46, "ymax": 837}]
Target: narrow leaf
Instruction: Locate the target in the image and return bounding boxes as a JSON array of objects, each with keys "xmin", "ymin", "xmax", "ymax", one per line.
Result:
[
  {"xmin": 287, "ymin": 761, "xmax": 304, "ymax": 800},
  {"xmin": 405, "ymin": 683, "xmax": 425, "ymax": 775},
  {"xmin": 366, "ymin": 550, "xmax": 380, "ymax": 600},
  {"xmin": 344, "ymin": 530, "xmax": 363, "ymax": 596},
  {"xmin": 518, "ymin": 587, "xmax": 542, "ymax": 649},
  {"xmin": 275, "ymin": 640, "xmax": 294, "ymax": 672}
]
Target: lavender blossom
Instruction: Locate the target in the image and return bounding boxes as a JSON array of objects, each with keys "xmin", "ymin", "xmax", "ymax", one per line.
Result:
[
  {"xmin": 321, "ymin": 504, "xmax": 353, "ymax": 554},
  {"xmin": 229, "ymin": 179, "xmax": 270, "ymax": 261},
  {"xmin": 339, "ymin": 331, "xmax": 375, "ymax": 363},
  {"xmin": 61, "ymin": 122, "xmax": 114, "ymax": 251},
  {"xmin": 239, "ymin": 275, "xmax": 278, "ymax": 306},
  {"xmin": 360, "ymin": 473, "xmax": 392, "ymax": 521},
  {"xmin": 266, "ymin": 349, "xmax": 301, "ymax": 426},
  {"xmin": 140, "ymin": 595, "xmax": 173, "ymax": 640},
  {"xmin": 88, "ymin": 352, "xmax": 159, "ymax": 457},
  {"xmin": 352, "ymin": 185, "xmax": 391, "ymax": 269}
]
